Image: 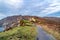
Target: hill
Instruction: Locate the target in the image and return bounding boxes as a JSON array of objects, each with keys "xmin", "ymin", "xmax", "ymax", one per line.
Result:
[
  {"xmin": 44, "ymin": 17, "xmax": 60, "ymax": 23},
  {"xmin": 0, "ymin": 19, "xmax": 37, "ymax": 40},
  {"xmin": 0, "ymin": 15, "xmax": 60, "ymax": 40}
]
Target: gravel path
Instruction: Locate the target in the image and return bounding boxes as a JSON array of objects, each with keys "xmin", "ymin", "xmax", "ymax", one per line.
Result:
[{"xmin": 36, "ymin": 25, "xmax": 56, "ymax": 40}]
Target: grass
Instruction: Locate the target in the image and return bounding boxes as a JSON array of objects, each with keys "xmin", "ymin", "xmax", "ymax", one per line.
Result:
[{"xmin": 0, "ymin": 26, "xmax": 37, "ymax": 40}]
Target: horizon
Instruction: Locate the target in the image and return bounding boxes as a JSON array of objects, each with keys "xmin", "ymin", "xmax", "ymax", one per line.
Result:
[
  {"xmin": 0, "ymin": 0, "xmax": 60, "ymax": 19},
  {"xmin": 0, "ymin": 15, "xmax": 60, "ymax": 20}
]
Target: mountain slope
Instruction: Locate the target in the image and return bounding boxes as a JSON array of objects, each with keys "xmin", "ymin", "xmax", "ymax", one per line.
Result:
[
  {"xmin": 0, "ymin": 15, "xmax": 60, "ymax": 40},
  {"xmin": 0, "ymin": 15, "xmax": 60, "ymax": 31},
  {"xmin": 44, "ymin": 17, "xmax": 60, "ymax": 23},
  {"xmin": 0, "ymin": 20, "xmax": 37, "ymax": 40}
]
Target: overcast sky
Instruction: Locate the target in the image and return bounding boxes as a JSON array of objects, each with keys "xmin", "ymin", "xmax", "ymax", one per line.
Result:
[{"xmin": 0, "ymin": 0, "xmax": 60, "ymax": 19}]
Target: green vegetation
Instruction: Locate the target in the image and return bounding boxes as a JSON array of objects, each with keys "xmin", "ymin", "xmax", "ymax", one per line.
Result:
[
  {"xmin": 0, "ymin": 20, "xmax": 37, "ymax": 40},
  {"xmin": 20, "ymin": 19, "xmax": 33, "ymax": 26},
  {"xmin": 0, "ymin": 26, "xmax": 37, "ymax": 40}
]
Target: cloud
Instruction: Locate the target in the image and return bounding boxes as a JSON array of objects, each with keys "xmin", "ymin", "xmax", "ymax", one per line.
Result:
[
  {"xmin": 0, "ymin": 13, "xmax": 6, "ymax": 17},
  {"xmin": 0, "ymin": 0, "xmax": 24, "ymax": 17},
  {"xmin": 4, "ymin": 0, "xmax": 24, "ymax": 9},
  {"xmin": 56, "ymin": 16, "xmax": 60, "ymax": 17},
  {"xmin": 0, "ymin": 12, "xmax": 20, "ymax": 19},
  {"xmin": 39, "ymin": 0, "xmax": 60, "ymax": 16},
  {"xmin": 0, "ymin": 0, "xmax": 60, "ymax": 19},
  {"xmin": 28, "ymin": 0, "xmax": 60, "ymax": 17},
  {"xmin": 0, "ymin": 13, "xmax": 7, "ymax": 19},
  {"xmin": 6, "ymin": 13, "xmax": 20, "ymax": 16},
  {"xmin": 41, "ymin": 5, "xmax": 60, "ymax": 14}
]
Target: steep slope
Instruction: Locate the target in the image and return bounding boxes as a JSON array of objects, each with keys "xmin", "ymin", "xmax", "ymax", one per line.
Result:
[{"xmin": 0, "ymin": 20, "xmax": 37, "ymax": 40}]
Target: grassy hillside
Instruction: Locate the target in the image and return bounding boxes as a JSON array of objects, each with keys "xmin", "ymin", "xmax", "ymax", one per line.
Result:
[
  {"xmin": 0, "ymin": 20, "xmax": 37, "ymax": 40},
  {"xmin": 0, "ymin": 26, "xmax": 37, "ymax": 40},
  {"xmin": 0, "ymin": 15, "xmax": 60, "ymax": 40}
]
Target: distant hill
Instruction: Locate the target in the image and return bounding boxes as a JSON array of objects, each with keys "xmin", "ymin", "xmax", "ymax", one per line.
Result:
[
  {"xmin": 0, "ymin": 15, "xmax": 60, "ymax": 25},
  {"xmin": 0, "ymin": 15, "xmax": 60, "ymax": 40},
  {"xmin": 43, "ymin": 17, "xmax": 60, "ymax": 23},
  {"xmin": 0, "ymin": 15, "xmax": 60, "ymax": 31}
]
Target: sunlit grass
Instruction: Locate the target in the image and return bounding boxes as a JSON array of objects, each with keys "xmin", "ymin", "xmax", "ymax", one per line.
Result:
[{"xmin": 0, "ymin": 26, "xmax": 37, "ymax": 40}]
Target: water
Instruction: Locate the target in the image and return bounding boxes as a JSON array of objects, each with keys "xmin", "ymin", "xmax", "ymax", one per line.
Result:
[{"xmin": 0, "ymin": 26, "xmax": 4, "ymax": 32}]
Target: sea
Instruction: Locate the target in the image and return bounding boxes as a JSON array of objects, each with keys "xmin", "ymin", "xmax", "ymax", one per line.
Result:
[{"xmin": 0, "ymin": 26, "xmax": 4, "ymax": 32}]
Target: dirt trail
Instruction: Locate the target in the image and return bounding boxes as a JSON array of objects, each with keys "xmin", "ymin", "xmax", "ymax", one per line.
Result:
[{"xmin": 36, "ymin": 25, "xmax": 56, "ymax": 40}]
